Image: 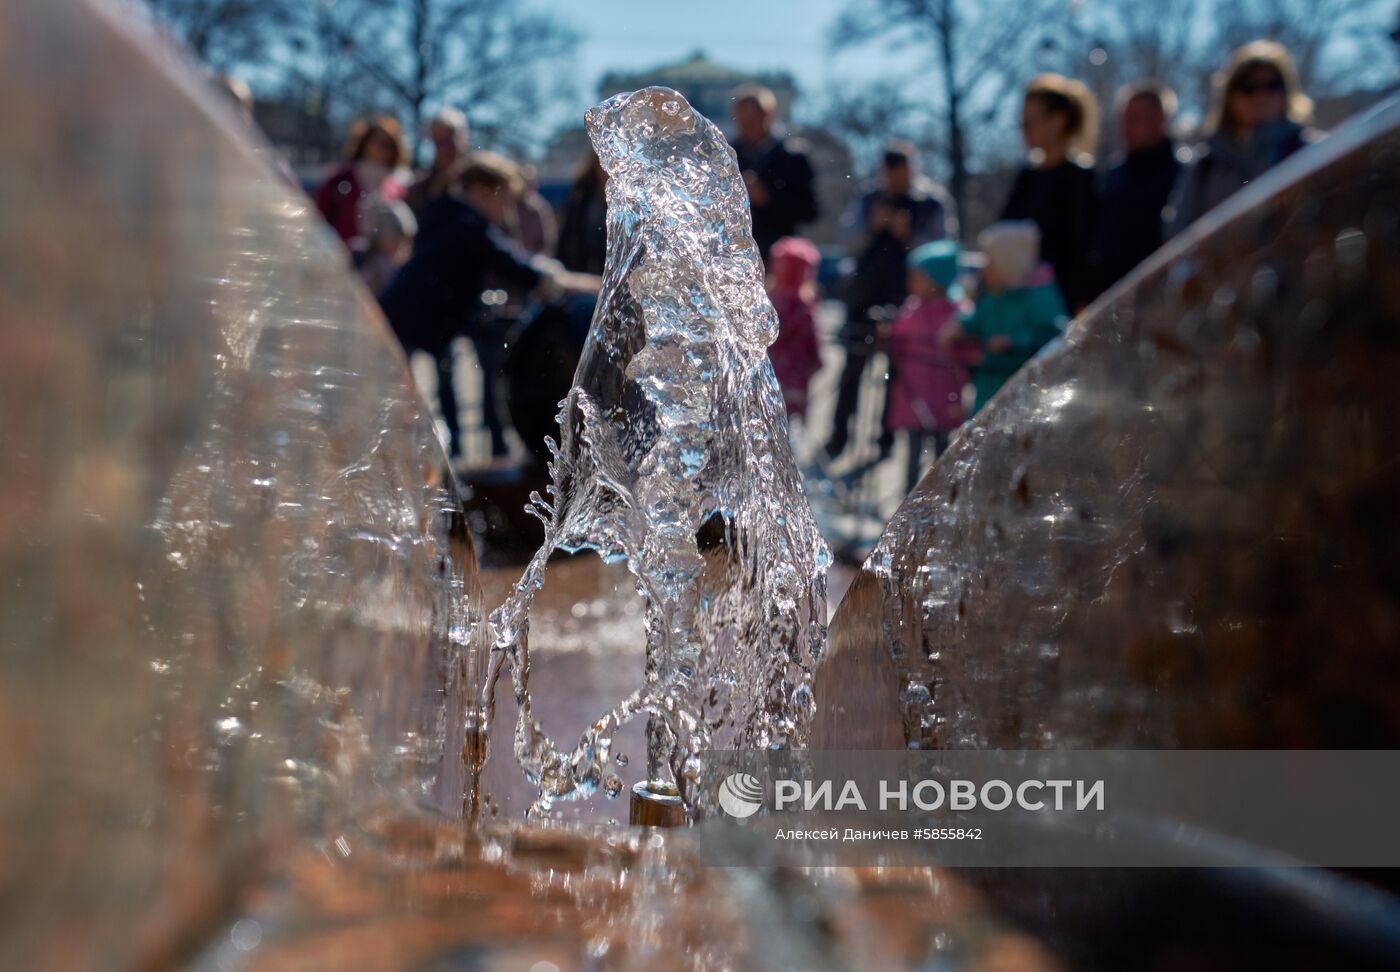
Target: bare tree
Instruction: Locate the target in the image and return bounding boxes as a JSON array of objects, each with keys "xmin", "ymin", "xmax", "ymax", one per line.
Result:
[
  {"xmin": 141, "ymin": 0, "xmax": 299, "ymax": 69},
  {"xmin": 1060, "ymin": 0, "xmax": 1392, "ymax": 140},
  {"xmin": 1030, "ymin": 0, "xmax": 1207, "ymax": 157},
  {"xmin": 316, "ymin": 0, "xmax": 578, "ymax": 162},
  {"xmin": 1207, "ymin": 0, "xmax": 1391, "ymax": 92},
  {"xmin": 816, "ymin": 80, "xmax": 924, "ymax": 175},
  {"xmin": 830, "ymin": 0, "xmax": 1062, "ymax": 234}
]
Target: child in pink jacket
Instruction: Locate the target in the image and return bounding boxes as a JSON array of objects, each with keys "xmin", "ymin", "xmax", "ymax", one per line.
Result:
[
  {"xmin": 765, "ymin": 237, "xmax": 825, "ymax": 423},
  {"xmin": 885, "ymin": 240, "xmax": 974, "ymax": 492}
]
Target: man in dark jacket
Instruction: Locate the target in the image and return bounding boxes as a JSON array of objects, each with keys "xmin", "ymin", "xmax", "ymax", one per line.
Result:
[
  {"xmin": 729, "ymin": 84, "xmax": 819, "ymax": 262},
  {"xmin": 825, "ymin": 142, "xmax": 957, "ymax": 461},
  {"xmin": 1090, "ymin": 83, "xmax": 1181, "ymax": 298},
  {"xmin": 380, "ymin": 156, "xmax": 595, "ymax": 458}
]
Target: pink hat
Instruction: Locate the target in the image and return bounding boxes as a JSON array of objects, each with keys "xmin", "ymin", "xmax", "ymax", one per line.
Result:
[{"xmin": 769, "ymin": 236, "xmax": 820, "ymax": 268}]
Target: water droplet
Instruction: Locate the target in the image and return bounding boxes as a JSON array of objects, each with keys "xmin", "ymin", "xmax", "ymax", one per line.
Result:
[{"xmin": 230, "ymin": 918, "xmax": 262, "ymax": 952}]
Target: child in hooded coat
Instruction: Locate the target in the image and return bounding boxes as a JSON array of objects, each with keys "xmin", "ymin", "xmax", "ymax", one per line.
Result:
[
  {"xmin": 962, "ymin": 220, "xmax": 1069, "ymax": 413},
  {"xmin": 885, "ymin": 240, "xmax": 975, "ymax": 492},
  {"xmin": 765, "ymin": 236, "xmax": 825, "ymax": 422}
]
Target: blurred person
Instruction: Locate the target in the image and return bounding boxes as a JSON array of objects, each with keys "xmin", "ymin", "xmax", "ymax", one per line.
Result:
[
  {"xmin": 378, "ymin": 155, "xmax": 597, "ymax": 458},
  {"xmin": 730, "ymin": 84, "xmax": 819, "ymax": 261},
  {"xmin": 962, "ymin": 221, "xmax": 1068, "ymax": 412},
  {"xmin": 406, "ymin": 108, "xmax": 470, "ymax": 217},
  {"xmin": 314, "ymin": 114, "xmax": 407, "ymax": 249},
  {"xmin": 1171, "ymin": 41, "xmax": 1320, "ymax": 233},
  {"xmin": 884, "ymin": 241, "xmax": 974, "ymax": 493},
  {"xmin": 765, "ymin": 237, "xmax": 825, "ymax": 424},
  {"xmin": 1001, "ymin": 73, "xmax": 1099, "ymax": 313},
  {"xmin": 1089, "ymin": 82, "xmax": 1181, "ymax": 297},
  {"xmin": 355, "ymin": 198, "xmax": 416, "ymax": 296},
  {"xmin": 469, "ymin": 153, "xmax": 543, "ymax": 454},
  {"xmin": 512, "ymin": 163, "xmax": 557, "ymax": 256},
  {"xmin": 845, "ymin": 142, "xmax": 958, "ymax": 307},
  {"xmin": 557, "ymin": 149, "xmax": 609, "ymax": 275},
  {"xmin": 553, "ymin": 149, "xmax": 609, "ymax": 357},
  {"xmin": 825, "ymin": 141, "xmax": 956, "ymax": 460}
]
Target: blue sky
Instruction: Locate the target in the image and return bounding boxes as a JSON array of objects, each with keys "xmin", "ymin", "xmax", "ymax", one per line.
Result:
[
  {"xmin": 536, "ymin": 0, "xmax": 908, "ymax": 126},
  {"xmin": 565, "ymin": 0, "xmax": 859, "ymax": 85}
]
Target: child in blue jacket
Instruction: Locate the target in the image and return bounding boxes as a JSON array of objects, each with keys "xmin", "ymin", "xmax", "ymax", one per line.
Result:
[{"xmin": 962, "ymin": 220, "xmax": 1068, "ymax": 412}]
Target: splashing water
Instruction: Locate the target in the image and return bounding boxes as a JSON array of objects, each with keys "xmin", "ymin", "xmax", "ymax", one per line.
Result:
[{"xmin": 483, "ymin": 88, "xmax": 830, "ymax": 815}]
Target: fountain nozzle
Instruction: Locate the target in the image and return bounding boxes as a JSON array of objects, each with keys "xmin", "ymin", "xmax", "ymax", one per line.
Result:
[{"xmin": 629, "ymin": 780, "xmax": 686, "ymax": 828}]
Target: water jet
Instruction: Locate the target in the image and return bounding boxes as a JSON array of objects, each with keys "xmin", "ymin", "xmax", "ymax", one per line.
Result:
[{"xmin": 7, "ymin": 2, "xmax": 1400, "ymax": 967}]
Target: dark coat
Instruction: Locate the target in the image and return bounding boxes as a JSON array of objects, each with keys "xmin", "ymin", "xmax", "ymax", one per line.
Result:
[
  {"xmin": 556, "ymin": 181, "xmax": 608, "ymax": 275},
  {"xmin": 844, "ymin": 179, "xmax": 957, "ymax": 315},
  {"xmin": 404, "ymin": 166, "xmax": 455, "ymax": 218},
  {"xmin": 733, "ymin": 135, "xmax": 819, "ymax": 259},
  {"xmin": 1170, "ymin": 120, "xmax": 1318, "ymax": 235},
  {"xmin": 379, "ymin": 196, "xmax": 541, "ymax": 352},
  {"xmin": 1000, "ymin": 160, "xmax": 1098, "ymax": 312},
  {"xmin": 1090, "ymin": 140, "xmax": 1180, "ymax": 297}
]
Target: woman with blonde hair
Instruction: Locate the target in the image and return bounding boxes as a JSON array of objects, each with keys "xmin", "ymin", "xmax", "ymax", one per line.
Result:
[
  {"xmin": 313, "ymin": 113, "xmax": 408, "ymax": 248},
  {"xmin": 1171, "ymin": 40, "xmax": 1320, "ymax": 232},
  {"xmin": 1000, "ymin": 73, "xmax": 1100, "ymax": 312}
]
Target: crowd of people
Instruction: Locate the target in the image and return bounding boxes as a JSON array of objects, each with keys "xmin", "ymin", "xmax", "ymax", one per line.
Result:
[
  {"xmin": 797, "ymin": 38, "xmax": 1324, "ymax": 492},
  {"xmin": 291, "ymin": 38, "xmax": 1324, "ymax": 488},
  {"xmin": 303, "ymin": 107, "xmax": 599, "ymax": 459}
]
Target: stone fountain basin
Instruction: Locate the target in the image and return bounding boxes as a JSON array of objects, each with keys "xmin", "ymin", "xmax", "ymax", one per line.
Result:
[{"xmin": 6, "ymin": 0, "xmax": 1400, "ymax": 968}]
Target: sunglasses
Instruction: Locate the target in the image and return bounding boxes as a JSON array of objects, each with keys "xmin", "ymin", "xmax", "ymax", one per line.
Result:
[{"xmin": 1234, "ymin": 77, "xmax": 1286, "ymax": 96}]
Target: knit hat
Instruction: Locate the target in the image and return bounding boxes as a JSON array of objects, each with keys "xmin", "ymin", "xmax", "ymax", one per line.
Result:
[
  {"xmin": 977, "ymin": 220, "xmax": 1041, "ymax": 288},
  {"xmin": 769, "ymin": 235, "xmax": 820, "ymax": 269},
  {"xmin": 907, "ymin": 240, "xmax": 962, "ymax": 293},
  {"xmin": 768, "ymin": 235, "xmax": 820, "ymax": 291}
]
